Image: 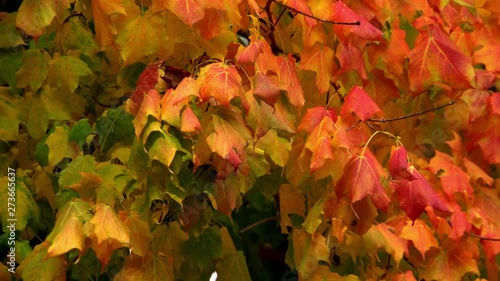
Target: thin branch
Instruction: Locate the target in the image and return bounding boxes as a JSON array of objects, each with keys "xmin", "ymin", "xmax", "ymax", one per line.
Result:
[
  {"xmin": 270, "ymin": 0, "xmax": 360, "ymax": 26},
  {"xmin": 239, "ymin": 217, "xmax": 276, "ymax": 234},
  {"xmin": 367, "ymin": 101, "xmax": 455, "ymax": 123},
  {"xmin": 467, "ymin": 232, "xmax": 500, "ymax": 241}
]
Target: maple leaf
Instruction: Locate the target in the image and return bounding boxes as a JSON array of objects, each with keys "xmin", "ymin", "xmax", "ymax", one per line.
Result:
[
  {"xmin": 336, "ymin": 36, "xmax": 367, "ymax": 81},
  {"xmin": 340, "ymin": 86, "xmax": 382, "ymax": 121},
  {"xmin": 279, "ymin": 184, "xmax": 306, "ymax": 234},
  {"xmin": 15, "ymin": 0, "xmax": 57, "ymax": 37},
  {"xmin": 253, "ymin": 70, "xmax": 281, "ymax": 106},
  {"xmin": 389, "ymin": 146, "xmax": 450, "ymax": 221},
  {"xmin": 292, "ymin": 230, "xmax": 330, "ymax": 280},
  {"xmin": 338, "ymin": 154, "xmax": 390, "ymax": 211},
  {"xmin": 90, "ymin": 203, "xmax": 130, "ymax": 245},
  {"xmin": 17, "ymin": 242, "xmax": 66, "ymax": 281},
  {"xmin": 206, "ymin": 115, "xmax": 247, "ymax": 169},
  {"xmin": 407, "ymin": 25, "xmax": 475, "ymax": 94},
  {"xmin": 133, "ymin": 89, "xmax": 161, "ymax": 138},
  {"xmin": 305, "ymin": 116, "xmax": 335, "ymax": 172},
  {"xmin": 15, "ymin": 49, "xmax": 51, "ymax": 91},
  {"xmin": 127, "ymin": 62, "xmax": 161, "ymax": 117},
  {"xmin": 400, "ymin": 219, "xmax": 439, "ymax": 258},
  {"xmin": 278, "ymin": 54, "xmax": 305, "ymax": 108},
  {"xmin": 297, "ymin": 107, "xmax": 337, "ymax": 133},
  {"xmin": 255, "ymin": 129, "xmax": 291, "ymax": 167},
  {"xmin": 363, "ymin": 224, "xmax": 408, "ymax": 265},
  {"xmin": 47, "ymin": 217, "xmax": 85, "ymax": 258},
  {"xmin": 330, "ymin": 1, "xmax": 383, "ymax": 42},
  {"xmin": 236, "ymin": 40, "xmax": 264, "ymax": 64},
  {"xmin": 163, "ymin": 0, "xmax": 205, "ymax": 26},
  {"xmin": 428, "ymin": 150, "xmax": 473, "ymax": 198},
  {"xmin": 283, "ymin": 0, "xmax": 317, "ymax": 28},
  {"xmin": 299, "ymin": 43, "xmax": 335, "ymax": 94},
  {"xmin": 91, "ymin": 0, "xmax": 118, "ymax": 46},
  {"xmin": 198, "ymin": 63, "xmax": 243, "ymax": 107}
]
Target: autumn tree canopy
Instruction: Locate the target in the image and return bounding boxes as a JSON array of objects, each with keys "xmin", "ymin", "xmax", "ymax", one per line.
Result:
[{"xmin": 0, "ymin": 0, "xmax": 499, "ymax": 280}]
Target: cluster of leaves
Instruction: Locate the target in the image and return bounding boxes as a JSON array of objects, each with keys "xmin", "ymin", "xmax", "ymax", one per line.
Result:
[{"xmin": 0, "ymin": 0, "xmax": 499, "ymax": 280}]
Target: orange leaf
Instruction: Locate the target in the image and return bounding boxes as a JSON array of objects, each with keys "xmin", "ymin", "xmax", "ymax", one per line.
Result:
[
  {"xmin": 90, "ymin": 203, "xmax": 130, "ymax": 245},
  {"xmin": 47, "ymin": 217, "xmax": 85, "ymax": 258},
  {"xmin": 253, "ymin": 70, "xmax": 281, "ymax": 106},
  {"xmin": 428, "ymin": 150, "xmax": 473, "ymax": 197},
  {"xmin": 236, "ymin": 41, "xmax": 264, "ymax": 64},
  {"xmin": 299, "ymin": 44, "xmax": 335, "ymax": 94},
  {"xmin": 133, "ymin": 89, "xmax": 161, "ymax": 139},
  {"xmin": 180, "ymin": 106, "xmax": 202, "ymax": 133},
  {"xmin": 305, "ymin": 116, "xmax": 335, "ymax": 173},
  {"xmin": 206, "ymin": 115, "xmax": 247, "ymax": 170},
  {"xmin": 199, "ymin": 63, "xmax": 243, "ymax": 107},
  {"xmin": 166, "ymin": 0, "xmax": 205, "ymax": 26},
  {"xmin": 400, "ymin": 219, "xmax": 439, "ymax": 257},
  {"xmin": 278, "ymin": 54, "xmax": 305, "ymax": 107}
]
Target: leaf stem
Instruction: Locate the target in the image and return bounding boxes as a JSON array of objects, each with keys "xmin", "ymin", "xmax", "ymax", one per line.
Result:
[{"xmin": 270, "ymin": 0, "xmax": 360, "ymax": 25}]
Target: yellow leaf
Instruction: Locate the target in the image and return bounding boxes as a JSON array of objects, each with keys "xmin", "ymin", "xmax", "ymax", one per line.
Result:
[
  {"xmin": 47, "ymin": 217, "xmax": 85, "ymax": 258},
  {"xmin": 90, "ymin": 203, "xmax": 130, "ymax": 245}
]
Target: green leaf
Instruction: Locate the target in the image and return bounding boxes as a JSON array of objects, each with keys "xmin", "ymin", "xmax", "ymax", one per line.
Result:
[
  {"xmin": 95, "ymin": 108, "xmax": 135, "ymax": 153},
  {"xmin": 16, "ymin": 49, "xmax": 51, "ymax": 90},
  {"xmin": 27, "ymin": 92, "xmax": 49, "ymax": 140},
  {"xmin": 0, "ymin": 116, "xmax": 20, "ymax": 141},
  {"xmin": 216, "ymin": 252, "xmax": 252, "ymax": 281},
  {"xmin": 145, "ymin": 130, "xmax": 181, "ymax": 168},
  {"xmin": 0, "ymin": 13, "xmax": 25, "ymax": 48},
  {"xmin": 59, "ymin": 155, "xmax": 97, "ymax": 188},
  {"xmin": 47, "ymin": 54, "xmax": 92, "ymax": 93},
  {"xmin": 69, "ymin": 119, "xmax": 92, "ymax": 148},
  {"xmin": 0, "ymin": 176, "xmax": 40, "ymax": 232},
  {"xmin": 183, "ymin": 226, "xmax": 222, "ymax": 270},
  {"xmin": 60, "ymin": 17, "xmax": 98, "ymax": 55},
  {"xmin": 0, "ymin": 50, "xmax": 23, "ymax": 88}
]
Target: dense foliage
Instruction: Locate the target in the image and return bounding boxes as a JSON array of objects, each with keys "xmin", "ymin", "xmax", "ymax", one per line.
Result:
[{"xmin": 0, "ymin": 0, "xmax": 499, "ymax": 280}]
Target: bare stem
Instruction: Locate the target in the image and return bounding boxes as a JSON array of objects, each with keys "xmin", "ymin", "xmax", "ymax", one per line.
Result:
[
  {"xmin": 239, "ymin": 217, "xmax": 276, "ymax": 234},
  {"xmin": 468, "ymin": 232, "xmax": 500, "ymax": 241},
  {"xmin": 367, "ymin": 101, "xmax": 455, "ymax": 123}
]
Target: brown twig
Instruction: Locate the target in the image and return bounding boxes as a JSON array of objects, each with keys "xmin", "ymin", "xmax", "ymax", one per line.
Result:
[
  {"xmin": 467, "ymin": 232, "xmax": 500, "ymax": 241},
  {"xmin": 239, "ymin": 216, "xmax": 276, "ymax": 234},
  {"xmin": 270, "ymin": 0, "xmax": 360, "ymax": 26},
  {"xmin": 367, "ymin": 101, "xmax": 455, "ymax": 123}
]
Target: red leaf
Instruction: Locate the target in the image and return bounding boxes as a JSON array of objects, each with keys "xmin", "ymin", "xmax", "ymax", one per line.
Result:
[
  {"xmin": 388, "ymin": 146, "xmax": 417, "ymax": 181},
  {"xmin": 392, "ymin": 167, "xmax": 450, "ymax": 221},
  {"xmin": 408, "ymin": 25, "xmax": 475, "ymax": 94},
  {"xmin": 297, "ymin": 107, "xmax": 337, "ymax": 133},
  {"xmin": 341, "ymin": 86, "xmax": 382, "ymax": 121},
  {"xmin": 330, "ymin": 1, "xmax": 383, "ymax": 42},
  {"xmin": 127, "ymin": 62, "xmax": 161, "ymax": 116},
  {"xmin": 340, "ymin": 154, "xmax": 390, "ymax": 211},
  {"xmin": 180, "ymin": 106, "xmax": 201, "ymax": 133}
]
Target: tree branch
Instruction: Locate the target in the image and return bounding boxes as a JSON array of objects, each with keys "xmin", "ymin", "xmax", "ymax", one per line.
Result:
[
  {"xmin": 367, "ymin": 101, "xmax": 455, "ymax": 123},
  {"xmin": 467, "ymin": 232, "xmax": 500, "ymax": 241},
  {"xmin": 270, "ymin": 0, "xmax": 360, "ymax": 26},
  {"xmin": 239, "ymin": 217, "xmax": 276, "ymax": 234}
]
